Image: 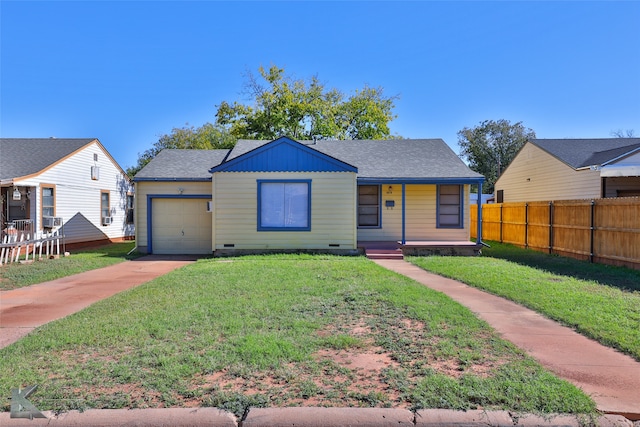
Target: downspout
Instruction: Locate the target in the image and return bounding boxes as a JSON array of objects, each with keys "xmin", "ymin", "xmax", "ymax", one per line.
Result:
[{"xmin": 401, "ymin": 183, "xmax": 406, "ymax": 245}]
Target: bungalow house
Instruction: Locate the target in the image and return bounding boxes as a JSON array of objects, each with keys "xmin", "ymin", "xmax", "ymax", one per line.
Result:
[
  {"xmin": 0, "ymin": 138, "xmax": 134, "ymax": 246},
  {"xmin": 494, "ymin": 138, "xmax": 640, "ymax": 203},
  {"xmin": 133, "ymin": 137, "xmax": 485, "ymax": 256}
]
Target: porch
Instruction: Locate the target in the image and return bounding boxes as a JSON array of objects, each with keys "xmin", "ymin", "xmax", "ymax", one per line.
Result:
[{"xmin": 358, "ymin": 240, "xmax": 483, "ymax": 260}]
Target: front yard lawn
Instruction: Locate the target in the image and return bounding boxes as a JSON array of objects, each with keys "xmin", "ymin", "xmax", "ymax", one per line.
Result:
[
  {"xmin": 0, "ymin": 241, "xmax": 141, "ymax": 290},
  {"xmin": 0, "ymin": 255, "xmax": 595, "ymax": 417},
  {"xmin": 408, "ymin": 241, "xmax": 640, "ymax": 361}
]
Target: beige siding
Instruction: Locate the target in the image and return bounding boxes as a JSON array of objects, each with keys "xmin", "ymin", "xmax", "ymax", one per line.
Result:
[
  {"xmin": 357, "ymin": 184, "xmax": 471, "ymax": 242},
  {"xmin": 15, "ymin": 142, "xmax": 133, "ymax": 243},
  {"xmin": 495, "ymin": 143, "xmax": 601, "ymax": 202},
  {"xmin": 135, "ymin": 181, "xmax": 212, "ymax": 252},
  {"xmin": 213, "ymin": 172, "xmax": 356, "ymax": 250}
]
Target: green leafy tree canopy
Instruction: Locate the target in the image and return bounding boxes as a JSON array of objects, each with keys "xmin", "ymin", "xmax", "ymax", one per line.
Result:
[
  {"xmin": 457, "ymin": 119, "xmax": 536, "ymax": 194},
  {"xmin": 129, "ymin": 65, "xmax": 399, "ymax": 177},
  {"xmin": 127, "ymin": 123, "xmax": 235, "ymax": 177},
  {"xmin": 215, "ymin": 65, "xmax": 399, "ymax": 140}
]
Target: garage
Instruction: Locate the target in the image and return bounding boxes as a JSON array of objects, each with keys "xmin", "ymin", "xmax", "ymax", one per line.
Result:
[{"xmin": 151, "ymin": 198, "xmax": 212, "ymax": 254}]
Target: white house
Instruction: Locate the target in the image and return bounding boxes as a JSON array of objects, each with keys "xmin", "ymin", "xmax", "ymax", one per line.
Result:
[{"xmin": 0, "ymin": 138, "xmax": 134, "ymax": 247}]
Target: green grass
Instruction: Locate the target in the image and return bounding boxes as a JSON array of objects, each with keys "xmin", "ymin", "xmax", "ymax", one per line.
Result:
[
  {"xmin": 0, "ymin": 255, "xmax": 595, "ymax": 416},
  {"xmin": 408, "ymin": 241, "xmax": 640, "ymax": 361},
  {"xmin": 0, "ymin": 241, "xmax": 141, "ymax": 290}
]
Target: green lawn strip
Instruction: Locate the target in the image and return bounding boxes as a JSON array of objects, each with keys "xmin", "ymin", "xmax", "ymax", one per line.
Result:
[
  {"xmin": 408, "ymin": 246, "xmax": 640, "ymax": 361},
  {"xmin": 480, "ymin": 241, "xmax": 640, "ymax": 292},
  {"xmin": 0, "ymin": 242, "xmax": 141, "ymax": 290},
  {"xmin": 0, "ymin": 255, "xmax": 595, "ymax": 416}
]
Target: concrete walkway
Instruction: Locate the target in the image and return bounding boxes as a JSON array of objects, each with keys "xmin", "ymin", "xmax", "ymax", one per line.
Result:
[
  {"xmin": 373, "ymin": 259, "xmax": 640, "ymax": 420},
  {"xmin": 0, "ymin": 255, "xmax": 197, "ymax": 348}
]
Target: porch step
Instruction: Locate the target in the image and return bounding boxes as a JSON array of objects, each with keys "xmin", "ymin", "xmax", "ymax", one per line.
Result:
[{"xmin": 365, "ymin": 249, "xmax": 404, "ymax": 260}]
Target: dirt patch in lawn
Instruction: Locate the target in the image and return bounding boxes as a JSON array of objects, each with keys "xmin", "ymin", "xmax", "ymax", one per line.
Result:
[
  {"xmin": 186, "ymin": 316, "xmax": 508, "ymax": 410},
  {"xmin": 42, "ymin": 315, "xmax": 510, "ymax": 411}
]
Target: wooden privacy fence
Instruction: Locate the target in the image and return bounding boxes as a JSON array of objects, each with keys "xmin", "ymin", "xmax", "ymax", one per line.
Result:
[
  {"xmin": 471, "ymin": 197, "xmax": 640, "ymax": 270},
  {"xmin": 0, "ymin": 230, "xmax": 65, "ymax": 266}
]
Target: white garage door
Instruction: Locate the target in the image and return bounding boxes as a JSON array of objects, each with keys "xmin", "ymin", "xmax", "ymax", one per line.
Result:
[{"xmin": 152, "ymin": 198, "xmax": 212, "ymax": 254}]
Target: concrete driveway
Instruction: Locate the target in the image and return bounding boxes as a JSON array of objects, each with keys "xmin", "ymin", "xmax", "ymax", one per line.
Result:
[{"xmin": 0, "ymin": 255, "xmax": 197, "ymax": 348}]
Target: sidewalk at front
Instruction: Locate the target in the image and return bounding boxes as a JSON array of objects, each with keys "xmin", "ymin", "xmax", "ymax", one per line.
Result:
[{"xmin": 0, "ymin": 407, "xmax": 634, "ymax": 426}]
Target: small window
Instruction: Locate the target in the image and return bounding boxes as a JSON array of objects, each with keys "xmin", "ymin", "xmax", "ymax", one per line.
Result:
[
  {"xmin": 496, "ymin": 189, "xmax": 504, "ymax": 203},
  {"xmin": 258, "ymin": 180, "xmax": 311, "ymax": 231},
  {"xmin": 126, "ymin": 194, "xmax": 134, "ymax": 224},
  {"xmin": 101, "ymin": 191, "xmax": 110, "ymax": 222},
  {"xmin": 358, "ymin": 185, "xmax": 380, "ymax": 227},
  {"xmin": 42, "ymin": 185, "xmax": 55, "ymax": 218},
  {"xmin": 438, "ymin": 185, "xmax": 462, "ymax": 228}
]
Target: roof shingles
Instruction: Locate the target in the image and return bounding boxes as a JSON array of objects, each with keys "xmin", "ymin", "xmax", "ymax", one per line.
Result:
[
  {"xmin": 134, "ymin": 138, "xmax": 483, "ymax": 181},
  {"xmin": 0, "ymin": 138, "xmax": 96, "ymax": 181},
  {"xmin": 531, "ymin": 138, "xmax": 640, "ymax": 169}
]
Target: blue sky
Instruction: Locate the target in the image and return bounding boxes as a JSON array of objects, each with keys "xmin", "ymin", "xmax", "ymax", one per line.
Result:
[{"xmin": 2, "ymin": 1, "xmax": 639, "ymax": 170}]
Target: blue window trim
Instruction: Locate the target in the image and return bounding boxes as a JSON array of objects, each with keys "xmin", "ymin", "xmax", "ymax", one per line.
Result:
[
  {"xmin": 257, "ymin": 179, "xmax": 312, "ymax": 232},
  {"xmin": 436, "ymin": 184, "xmax": 464, "ymax": 229},
  {"xmin": 145, "ymin": 194, "xmax": 212, "ymax": 253},
  {"xmin": 357, "ymin": 184, "xmax": 382, "ymax": 229}
]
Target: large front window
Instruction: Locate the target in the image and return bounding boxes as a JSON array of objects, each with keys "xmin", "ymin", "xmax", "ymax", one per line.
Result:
[
  {"xmin": 258, "ymin": 180, "xmax": 311, "ymax": 231},
  {"xmin": 437, "ymin": 184, "xmax": 463, "ymax": 228}
]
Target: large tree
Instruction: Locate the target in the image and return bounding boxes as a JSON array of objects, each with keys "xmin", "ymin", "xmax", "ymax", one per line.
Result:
[
  {"xmin": 129, "ymin": 65, "xmax": 399, "ymax": 177},
  {"xmin": 457, "ymin": 119, "xmax": 536, "ymax": 194},
  {"xmin": 126, "ymin": 123, "xmax": 235, "ymax": 177},
  {"xmin": 215, "ymin": 65, "xmax": 398, "ymax": 140}
]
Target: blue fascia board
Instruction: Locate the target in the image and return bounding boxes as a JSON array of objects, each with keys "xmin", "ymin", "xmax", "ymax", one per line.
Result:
[
  {"xmin": 210, "ymin": 137, "xmax": 358, "ymax": 173},
  {"xmin": 357, "ymin": 177, "xmax": 484, "ymax": 185}
]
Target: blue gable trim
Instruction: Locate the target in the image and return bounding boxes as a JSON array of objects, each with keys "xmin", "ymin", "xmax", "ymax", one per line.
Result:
[{"xmin": 209, "ymin": 137, "xmax": 358, "ymax": 173}]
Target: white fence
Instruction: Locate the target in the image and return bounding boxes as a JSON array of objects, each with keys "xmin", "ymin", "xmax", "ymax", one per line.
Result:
[{"xmin": 0, "ymin": 227, "xmax": 65, "ymax": 266}]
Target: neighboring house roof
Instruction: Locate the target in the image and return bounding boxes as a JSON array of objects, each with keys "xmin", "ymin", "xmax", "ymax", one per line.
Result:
[
  {"xmin": 0, "ymin": 138, "xmax": 97, "ymax": 182},
  {"xmin": 229, "ymin": 138, "xmax": 483, "ymax": 181},
  {"xmin": 531, "ymin": 138, "xmax": 640, "ymax": 169},
  {"xmin": 134, "ymin": 149, "xmax": 230, "ymax": 181}
]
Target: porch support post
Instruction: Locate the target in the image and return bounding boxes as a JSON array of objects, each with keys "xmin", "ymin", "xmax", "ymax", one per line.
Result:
[
  {"xmin": 476, "ymin": 181, "xmax": 483, "ymax": 245},
  {"xmin": 401, "ymin": 183, "xmax": 406, "ymax": 245}
]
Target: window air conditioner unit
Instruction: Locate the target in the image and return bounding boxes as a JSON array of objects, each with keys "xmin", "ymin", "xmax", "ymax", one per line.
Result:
[
  {"xmin": 102, "ymin": 216, "xmax": 113, "ymax": 225},
  {"xmin": 91, "ymin": 166, "xmax": 100, "ymax": 180},
  {"xmin": 43, "ymin": 216, "xmax": 62, "ymax": 228}
]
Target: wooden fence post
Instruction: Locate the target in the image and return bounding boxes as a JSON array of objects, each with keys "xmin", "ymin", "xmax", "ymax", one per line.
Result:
[
  {"xmin": 590, "ymin": 199, "xmax": 595, "ymax": 264},
  {"xmin": 548, "ymin": 201, "xmax": 554, "ymax": 254},
  {"xmin": 524, "ymin": 203, "xmax": 529, "ymax": 249},
  {"xmin": 499, "ymin": 204, "xmax": 503, "ymax": 243}
]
